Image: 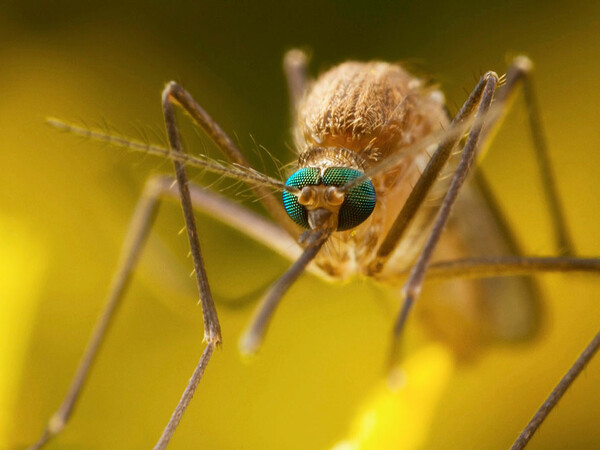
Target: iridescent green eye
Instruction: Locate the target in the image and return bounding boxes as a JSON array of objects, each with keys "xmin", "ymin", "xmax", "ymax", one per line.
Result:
[
  {"xmin": 322, "ymin": 167, "xmax": 376, "ymax": 231},
  {"xmin": 282, "ymin": 167, "xmax": 320, "ymax": 228},
  {"xmin": 282, "ymin": 166, "xmax": 376, "ymax": 231}
]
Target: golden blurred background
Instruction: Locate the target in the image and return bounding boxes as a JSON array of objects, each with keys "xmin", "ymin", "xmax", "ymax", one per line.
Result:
[{"xmin": 1, "ymin": 1, "xmax": 599, "ymax": 449}]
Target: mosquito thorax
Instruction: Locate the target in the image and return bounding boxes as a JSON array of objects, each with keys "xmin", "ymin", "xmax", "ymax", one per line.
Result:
[{"xmin": 282, "ymin": 166, "xmax": 376, "ymax": 232}]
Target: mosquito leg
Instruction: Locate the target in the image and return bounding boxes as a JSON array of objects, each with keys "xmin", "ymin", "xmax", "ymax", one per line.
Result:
[
  {"xmin": 511, "ymin": 329, "xmax": 600, "ymax": 450},
  {"xmin": 162, "ymin": 81, "xmax": 300, "ymax": 239},
  {"xmin": 151, "ymin": 83, "xmax": 226, "ymax": 449},
  {"xmin": 283, "ymin": 48, "xmax": 310, "ymax": 118},
  {"xmin": 368, "ymin": 72, "xmax": 493, "ymax": 275},
  {"xmin": 27, "ymin": 175, "xmax": 187, "ymax": 450},
  {"xmin": 422, "ymin": 255, "xmax": 600, "ymax": 280},
  {"xmin": 389, "ymin": 72, "xmax": 499, "ymax": 366},
  {"xmin": 480, "ymin": 56, "xmax": 574, "ymax": 254},
  {"xmin": 238, "ymin": 229, "xmax": 331, "ymax": 355},
  {"xmin": 520, "ymin": 62, "xmax": 573, "ymax": 254}
]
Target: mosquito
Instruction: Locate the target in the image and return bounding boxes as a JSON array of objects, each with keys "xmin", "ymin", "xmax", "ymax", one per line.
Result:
[{"xmin": 29, "ymin": 49, "xmax": 599, "ymax": 449}]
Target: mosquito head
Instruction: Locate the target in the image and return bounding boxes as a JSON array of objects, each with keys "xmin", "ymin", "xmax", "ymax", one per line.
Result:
[{"xmin": 282, "ymin": 166, "xmax": 376, "ymax": 232}]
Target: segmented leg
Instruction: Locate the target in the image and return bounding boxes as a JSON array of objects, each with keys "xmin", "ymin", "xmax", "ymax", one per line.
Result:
[
  {"xmin": 28, "ymin": 175, "xmax": 185, "ymax": 450},
  {"xmin": 423, "ymin": 256, "xmax": 600, "ymax": 280},
  {"xmin": 389, "ymin": 71, "xmax": 499, "ymax": 365},
  {"xmin": 238, "ymin": 228, "xmax": 331, "ymax": 355},
  {"xmin": 153, "ymin": 83, "xmax": 224, "ymax": 448},
  {"xmin": 481, "ymin": 57, "xmax": 574, "ymax": 254},
  {"xmin": 511, "ymin": 329, "xmax": 600, "ymax": 450},
  {"xmin": 283, "ymin": 48, "xmax": 310, "ymax": 119}
]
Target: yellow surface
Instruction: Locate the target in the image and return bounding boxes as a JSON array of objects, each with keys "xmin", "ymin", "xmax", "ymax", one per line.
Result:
[
  {"xmin": 0, "ymin": 217, "xmax": 45, "ymax": 446},
  {"xmin": 334, "ymin": 345, "xmax": 455, "ymax": 450}
]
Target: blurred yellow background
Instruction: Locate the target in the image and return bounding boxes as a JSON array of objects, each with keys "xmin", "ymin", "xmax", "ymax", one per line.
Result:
[{"xmin": 1, "ymin": 1, "xmax": 599, "ymax": 449}]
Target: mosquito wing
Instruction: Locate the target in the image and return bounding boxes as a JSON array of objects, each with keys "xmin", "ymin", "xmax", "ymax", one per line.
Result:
[{"xmin": 418, "ymin": 175, "xmax": 542, "ymax": 358}]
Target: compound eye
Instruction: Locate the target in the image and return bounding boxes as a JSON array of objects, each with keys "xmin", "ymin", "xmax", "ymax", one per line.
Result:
[
  {"xmin": 282, "ymin": 167, "xmax": 320, "ymax": 228},
  {"xmin": 322, "ymin": 167, "xmax": 376, "ymax": 231}
]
